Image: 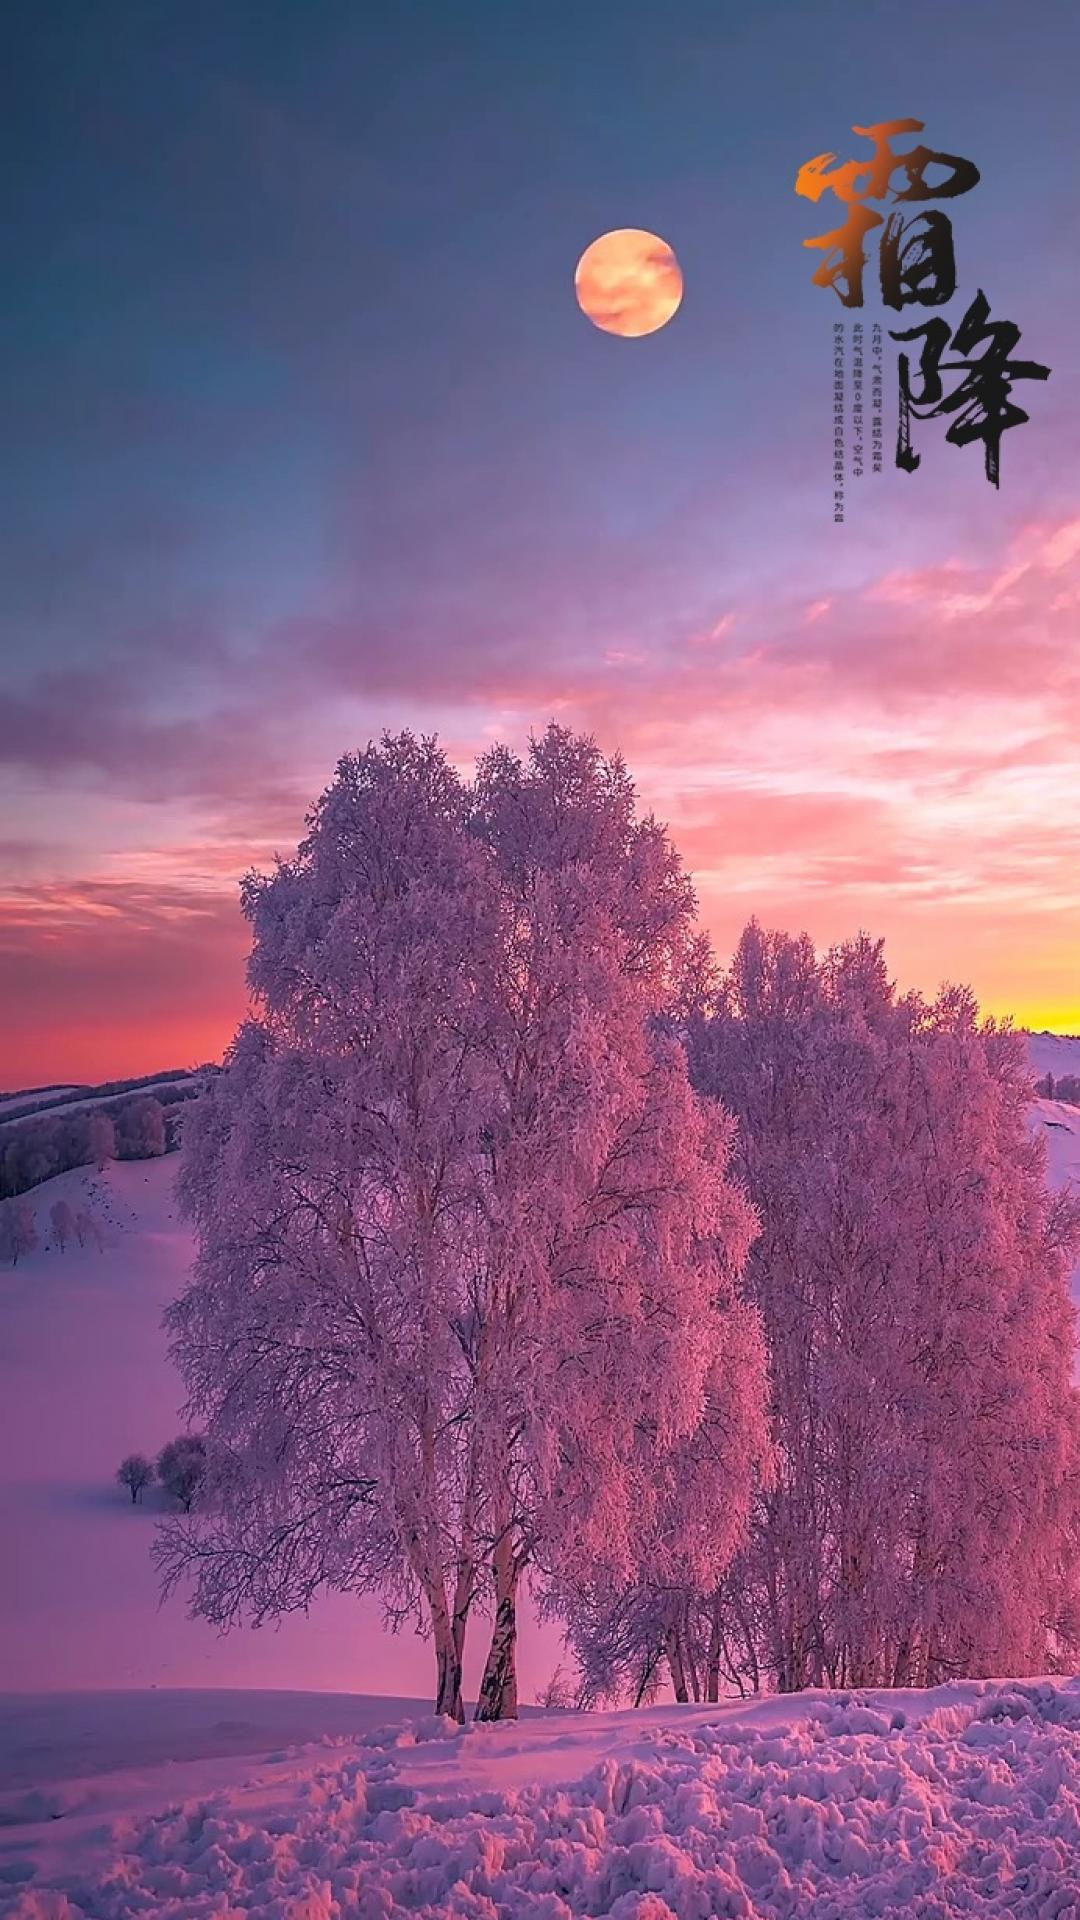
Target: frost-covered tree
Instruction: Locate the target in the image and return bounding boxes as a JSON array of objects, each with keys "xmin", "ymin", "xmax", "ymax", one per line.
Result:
[
  {"xmin": 688, "ymin": 923, "xmax": 1080, "ymax": 1692},
  {"xmin": 116, "ymin": 1096, "xmax": 166, "ymax": 1159},
  {"xmin": 50, "ymin": 1197, "xmax": 75, "ymax": 1251},
  {"xmin": 159, "ymin": 735, "xmax": 506, "ymax": 1720},
  {"xmin": 87, "ymin": 1112, "xmax": 115, "ymax": 1171},
  {"xmin": 560, "ymin": 1344, "xmax": 771, "ymax": 1707},
  {"xmin": 74, "ymin": 1208, "xmax": 104, "ymax": 1251},
  {"xmin": 463, "ymin": 729, "xmax": 768, "ymax": 1719},
  {"xmin": 159, "ymin": 729, "xmax": 769, "ymax": 1722},
  {"xmin": 117, "ymin": 1453, "xmax": 155, "ymax": 1504},
  {"xmin": 0, "ymin": 1197, "xmax": 38, "ymax": 1266},
  {"xmin": 157, "ymin": 1434, "xmax": 207, "ymax": 1511}
]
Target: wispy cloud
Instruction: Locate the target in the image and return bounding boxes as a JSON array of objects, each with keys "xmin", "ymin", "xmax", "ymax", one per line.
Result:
[{"xmin": 3, "ymin": 513, "xmax": 1079, "ymax": 1081}]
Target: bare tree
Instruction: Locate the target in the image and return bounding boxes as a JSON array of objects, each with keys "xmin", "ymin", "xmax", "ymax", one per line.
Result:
[
  {"xmin": 74, "ymin": 1209, "xmax": 104, "ymax": 1252},
  {"xmin": 116, "ymin": 1454, "xmax": 156, "ymax": 1504},
  {"xmin": 157, "ymin": 1434, "xmax": 207, "ymax": 1511}
]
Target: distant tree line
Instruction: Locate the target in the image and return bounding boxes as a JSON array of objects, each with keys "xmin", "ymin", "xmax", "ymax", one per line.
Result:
[
  {"xmin": 0, "ymin": 1067, "xmax": 217, "ymax": 1129},
  {"xmin": 0, "ymin": 1088, "xmax": 199, "ymax": 1198},
  {"xmin": 1037, "ymin": 1072, "xmax": 1080, "ymax": 1105}
]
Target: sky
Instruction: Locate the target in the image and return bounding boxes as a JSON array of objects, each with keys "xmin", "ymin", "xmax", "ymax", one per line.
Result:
[{"xmin": 2, "ymin": 0, "xmax": 1079, "ymax": 1087}]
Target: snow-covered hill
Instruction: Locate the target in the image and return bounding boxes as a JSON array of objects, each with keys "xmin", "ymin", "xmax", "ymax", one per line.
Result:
[
  {"xmin": 1032, "ymin": 1096, "xmax": 1080, "ymax": 1214},
  {"xmin": 1027, "ymin": 1030, "xmax": 1080, "ymax": 1083},
  {"xmin": 0, "ymin": 1086, "xmax": 80, "ymax": 1120},
  {"xmin": 4, "ymin": 1679, "xmax": 1080, "ymax": 1916},
  {"xmin": 0, "ymin": 1071, "xmax": 207, "ymax": 1131}
]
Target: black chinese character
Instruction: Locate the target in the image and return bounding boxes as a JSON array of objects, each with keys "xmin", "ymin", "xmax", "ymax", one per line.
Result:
[{"xmin": 891, "ymin": 291, "xmax": 1050, "ymax": 487}]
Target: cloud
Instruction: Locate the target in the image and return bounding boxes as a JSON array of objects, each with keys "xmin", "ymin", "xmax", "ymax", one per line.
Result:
[
  {"xmin": 2, "ymin": 512, "xmax": 1079, "ymax": 1079},
  {"xmin": 0, "ymin": 881, "xmax": 250, "ymax": 1087}
]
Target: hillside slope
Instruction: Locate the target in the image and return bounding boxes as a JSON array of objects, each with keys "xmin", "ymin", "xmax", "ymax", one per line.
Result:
[
  {"xmin": 1027, "ymin": 1030, "xmax": 1080, "ymax": 1083},
  {"xmin": 1031, "ymin": 1097, "xmax": 1080, "ymax": 1232}
]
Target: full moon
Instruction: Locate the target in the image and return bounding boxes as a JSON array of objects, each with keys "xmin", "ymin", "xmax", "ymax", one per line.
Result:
[{"xmin": 574, "ymin": 228, "xmax": 683, "ymax": 337}]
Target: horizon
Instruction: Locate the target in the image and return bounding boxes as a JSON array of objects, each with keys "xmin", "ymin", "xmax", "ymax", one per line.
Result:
[{"xmin": 4, "ymin": 893, "xmax": 1080, "ymax": 1096}]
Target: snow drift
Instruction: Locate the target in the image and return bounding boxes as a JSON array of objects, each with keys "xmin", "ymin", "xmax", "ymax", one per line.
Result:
[{"xmin": 4, "ymin": 1679, "xmax": 1080, "ymax": 1917}]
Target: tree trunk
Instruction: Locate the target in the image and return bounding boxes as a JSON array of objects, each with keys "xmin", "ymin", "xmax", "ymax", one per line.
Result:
[
  {"xmin": 474, "ymin": 1528, "xmax": 519, "ymax": 1721},
  {"xmin": 435, "ymin": 1629, "xmax": 464, "ymax": 1721},
  {"xmin": 450, "ymin": 1566, "xmax": 471, "ymax": 1720},
  {"xmin": 404, "ymin": 1517, "xmax": 465, "ymax": 1724},
  {"xmin": 684, "ymin": 1626, "xmax": 702, "ymax": 1703},
  {"xmin": 430, "ymin": 1592, "xmax": 464, "ymax": 1722},
  {"xmin": 666, "ymin": 1625, "xmax": 689, "ymax": 1704},
  {"xmin": 705, "ymin": 1598, "xmax": 721, "ymax": 1703},
  {"xmin": 450, "ymin": 1459, "xmax": 478, "ymax": 1721},
  {"xmin": 634, "ymin": 1647, "xmax": 660, "ymax": 1707}
]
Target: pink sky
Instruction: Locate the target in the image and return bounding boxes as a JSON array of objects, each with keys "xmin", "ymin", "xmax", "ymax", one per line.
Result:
[{"xmin": 3, "ymin": 512, "xmax": 1078, "ymax": 1088}]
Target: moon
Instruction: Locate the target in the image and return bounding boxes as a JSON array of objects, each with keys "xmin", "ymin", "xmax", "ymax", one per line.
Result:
[{"xmin": 574, "ymin": 228, "xmax": 683, "ymax": 337}]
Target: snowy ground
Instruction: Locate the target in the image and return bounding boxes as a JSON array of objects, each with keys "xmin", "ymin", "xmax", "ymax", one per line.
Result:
[
  {"xmin": 1032, "ymin": 1097, "xmax": 1080, "ymax": 1219},
  {"xmin": 1027, "ymin": 1031, "xmax": 1080, "ymax": 1083},
  {"xmin": 4, "ymin": 1680, "xmax": 1080, "ymax": 1916},
  {"xmin": 0, "ymin": 1088, "xmax": 81, "ymax": 1120}
]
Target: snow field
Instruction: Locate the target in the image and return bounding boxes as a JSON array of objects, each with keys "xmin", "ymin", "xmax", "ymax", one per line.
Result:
[
  {"xmin": 1032, "ymin": 1099, "xmax": 1080, "ymax": 1213},
  {"xmin": 5, "ymin": 1680, "xmax": 1080, "ymax": 1917}
]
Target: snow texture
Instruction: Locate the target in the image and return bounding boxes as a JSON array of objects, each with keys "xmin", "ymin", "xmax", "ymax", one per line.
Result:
[
  {"xmin": 1027, "ymin": 1034, "xmax": 1080, "ymax": 1085},
  {"xmin": 1031, "ymin": 1099, "xmax": 1080, "ymax": 1304},
  {"xmin": 4, "ymin": 1681, "xmax": 1080, "ymax": 1916}
]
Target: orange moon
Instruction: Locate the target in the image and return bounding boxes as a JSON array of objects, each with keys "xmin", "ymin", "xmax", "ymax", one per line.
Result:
[{"xmin": 574, "ymin": 228, "xmax": 683, "ymax": 337}]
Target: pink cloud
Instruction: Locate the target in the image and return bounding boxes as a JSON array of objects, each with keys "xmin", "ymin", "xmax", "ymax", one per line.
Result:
[
  {"xmin": 0, "ymin": 882, "xmax": 250, "ymax": 1086},
  {"xmin": 3, "ymin": 511, "xmax": 1079, "ymax": 1080}
]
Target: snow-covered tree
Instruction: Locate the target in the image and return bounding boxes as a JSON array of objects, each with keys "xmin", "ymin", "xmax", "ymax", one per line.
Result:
[
  {"xmin": 117, "ymin": 1096, "xmax": 166, "ymax": 1159},
  {"xmin": 87, "ymin": 1112, "xmax": 115, "ymax": 1171},
  {"xmin": 0, "ymin": 1197, "xmax": 38, "ymax": 1266},
  {"xmin": 117, "ymin": 1453, "xmax": 155, "ymax": 1504},
  {"xmin": 159, "ymin": 729, "xmax": 769, "ymax": 1722},
  {"xmin": 559, "ymin": 1340, "xmax": 771, "ymax": 1707},
  {"xmin": 73, "ymin": 1208, "xmax": 104, "ymax": 1251},
  {"xmin": 688, "ymin": 923, "xmax": 1080, "ymax": 1691},
  {"xmin": 462, "ymin": 728, "xmax": 768, "ymax": 1718},
  {"xmin": 50, "ymin": 1197, "xmax": 75, "ymax": 1251},
  {"xmin": 159, "ymin": 735, "xmax": 504, "ymax": 1720}
]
